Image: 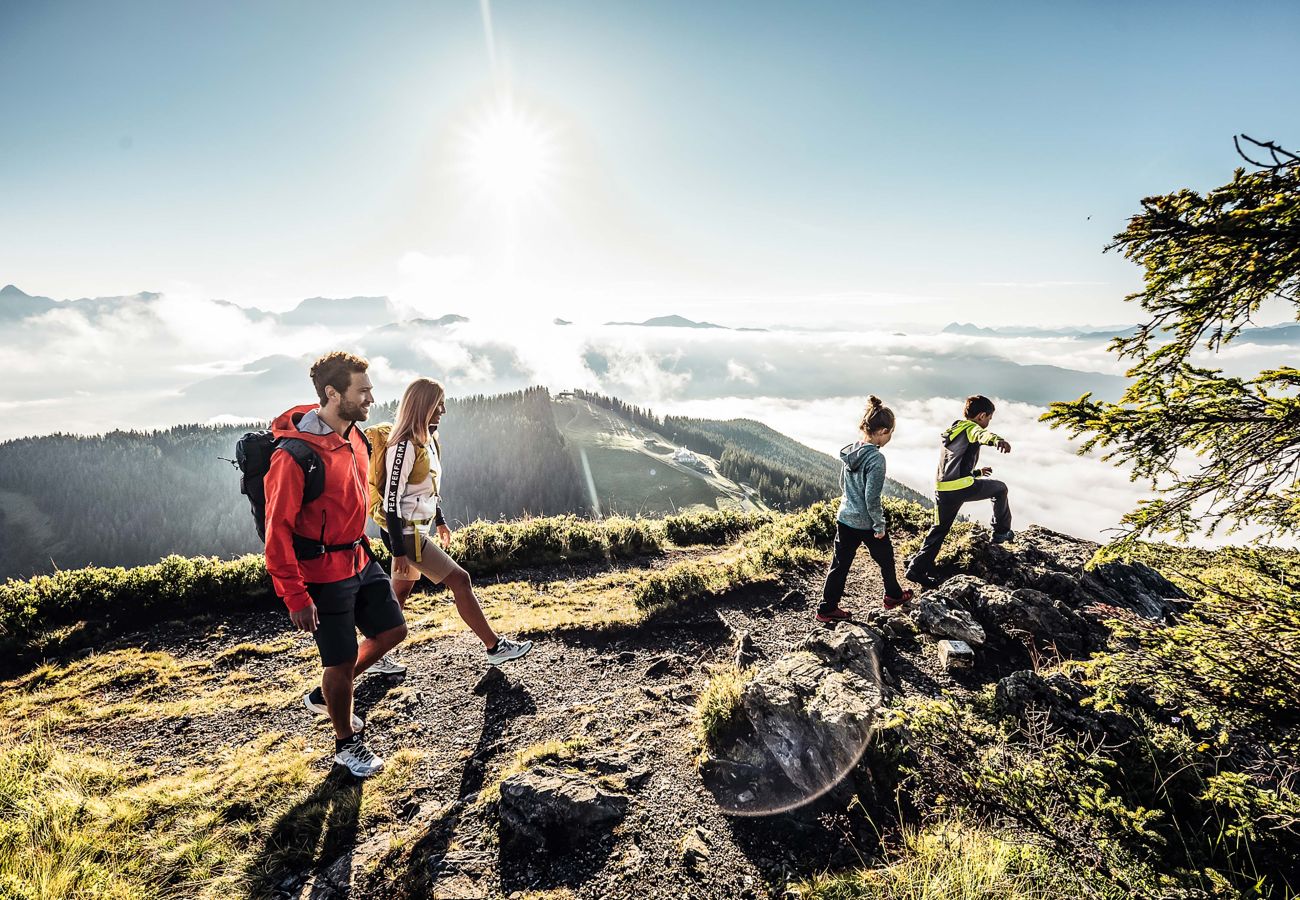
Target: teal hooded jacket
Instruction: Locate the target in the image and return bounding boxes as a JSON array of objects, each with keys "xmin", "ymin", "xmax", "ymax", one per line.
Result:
[{"xmin": 836, "ymin": 441, "xmax": 887, "ymax": 533}]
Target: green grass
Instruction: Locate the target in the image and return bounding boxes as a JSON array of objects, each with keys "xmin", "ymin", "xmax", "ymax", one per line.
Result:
[
  {"xmin": 693, "ymin": 663, "xmax": 755, "ymax": 752},
  {"xmin": 798, "ymin": 823, "xmax": 1092, "ymax": 900},
  {"xmin": 554, "ymin": 398, "xmax": 765, "ymax": 517},
  {"xmin": 0, "ymin": 727, "xmax": 425, "ymax": 900}
]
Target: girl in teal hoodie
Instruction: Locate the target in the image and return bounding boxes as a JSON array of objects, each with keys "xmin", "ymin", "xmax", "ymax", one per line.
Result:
[{"xmin": 817, "ymin": 396, "xmax": 913, "ymax": 622}]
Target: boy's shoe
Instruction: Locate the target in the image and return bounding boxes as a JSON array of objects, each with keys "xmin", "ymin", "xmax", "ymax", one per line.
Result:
[
  {"xmin": 370, "ymin": 653, "xmax": 408, "ymax": 676},
  {"xmin": 304, "ymin": 687, "xmax": 364, "ymax": 733},
  {"xmin": 334, "ymin": 734, "xmax": 384, "ymax": 778},
  {"xmin": 992, "ymin": 530, "xmax": 1015, "ymax": 545},
  {"xmin": 815, "ymin": 606, "xmax": 853, "ymax": 623},
  {"xmin": 883, "ymin": 589, "xmax": 915, "ymax": 611},
  {"xmin": 486, "ymin": 637, "xmax": 533, "ymax": 666},
  {"xmin": 904, "ymin": 566, "xmax": 940, "ymax": 589}
]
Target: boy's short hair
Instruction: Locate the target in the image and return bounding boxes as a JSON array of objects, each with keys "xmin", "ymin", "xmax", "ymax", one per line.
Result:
[
  {"xmin": 964, "ymin": 395, "xmax": 996, "ymax": 418},
  {"xmin": 310, "ymin": 351, "xmax": 369, "ymax": 405}
]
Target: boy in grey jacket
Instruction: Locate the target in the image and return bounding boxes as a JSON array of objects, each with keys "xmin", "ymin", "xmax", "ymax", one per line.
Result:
[
  {"xmin": 905, "ymin": 394, "xmax": 1013, "ymax": 587},
  {"xmin": 818, "ymin": 396, "xmax": 913, "ymax": 622}
]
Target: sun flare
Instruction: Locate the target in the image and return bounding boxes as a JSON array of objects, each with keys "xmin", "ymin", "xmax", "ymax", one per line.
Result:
[{"xmin": 455, "ymin": 96, "xmax": 559, "ymax": 209}]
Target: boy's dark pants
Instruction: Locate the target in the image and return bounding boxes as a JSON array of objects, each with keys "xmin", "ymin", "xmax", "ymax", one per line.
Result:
[
  {"xmin": 909, "ymin": 478, "xmax": 1011, "ymax": 575},
  {"xmin": 821, "ymin": 521, "xmax": 903, "ymax": 611}
]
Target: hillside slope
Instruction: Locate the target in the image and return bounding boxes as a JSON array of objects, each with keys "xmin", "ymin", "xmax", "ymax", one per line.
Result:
[
  {"xmin": 2, "ymin": 506, "xmax": 1295, "ymax": 899},
  {"xmin": 0, "ymin": 388, "xmax": 880, "ymax": 581},
  {"xmin": 552, "ymin": 396, "xmax": 768, "ymax": 517}
]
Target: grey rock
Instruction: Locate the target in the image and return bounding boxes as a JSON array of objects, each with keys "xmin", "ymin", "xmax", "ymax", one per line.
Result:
[
  {"xmin": 679, "ymin": 826, "xmax": 712, "ymax": 875},
  {"xmin": 995, "ymin": 670, "xmax": 1135, "ymax": 743},
  {"xmin": 498, "ymin": 764, "xmax": 631, "ymax": 852},
  {"xmin": 295, "ymin": 834, "xmax": 391, "ymax": 899},
  {"xmin": 740, "ymin": 625, "xmax": 888, "ymax": 796},
  {"xmin": 912, "ymin": 597, "xmax": 987, "ymax": 645},
  {"xmin": 964, "ymin": 525, "xmax": 1188, "ymax": 622},
  {"xmin": 937, "ymin": 639, "xmax": 974, "ymax": 670},
  {"xmin": 982, "ymin": 587, "xmax": 1093, "ymax": 654}
]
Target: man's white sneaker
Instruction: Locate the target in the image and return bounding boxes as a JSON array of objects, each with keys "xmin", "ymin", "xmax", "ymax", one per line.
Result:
[
  {"xmin": 334, "ymin": 734, "xmax": 384, "ymax": 778},
  {"xmin": 303, "ymin": 687, "xmax": 364, "ymax": 733},
  {"xmin": 485, "ymin": 637, "xmax": 533, "ymax": 666},
  {"xmin": 370, "ymin": 653, "xmax": 408, "ymax": 676}
]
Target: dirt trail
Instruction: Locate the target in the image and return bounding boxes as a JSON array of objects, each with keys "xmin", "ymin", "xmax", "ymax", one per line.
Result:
[{"xmin": 24, "ymin": 545, "xmax": 965, "ymax": 899}]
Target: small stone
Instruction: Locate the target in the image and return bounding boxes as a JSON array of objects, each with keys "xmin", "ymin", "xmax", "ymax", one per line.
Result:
[
  {"xmin": 737, "ymin": 790, "xmax": 755, "ymax": 803},
  {"xmin": 938, "ymin": 639, "xmax": 974, "ymax": 670}
]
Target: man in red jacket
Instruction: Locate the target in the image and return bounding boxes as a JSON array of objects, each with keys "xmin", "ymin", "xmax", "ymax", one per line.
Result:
[{"xmin": 265, "ymin": 351, "xmax": 407, "ymax": 778}]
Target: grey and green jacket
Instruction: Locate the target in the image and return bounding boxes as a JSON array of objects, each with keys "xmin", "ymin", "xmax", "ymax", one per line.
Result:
[
  {"xmin": 836, "ymin": 441, "xmax": 887, "ymax": 532},
  {"xmin": 935, "ymin": 419, "xmax": 1004, "ymax": 492}
]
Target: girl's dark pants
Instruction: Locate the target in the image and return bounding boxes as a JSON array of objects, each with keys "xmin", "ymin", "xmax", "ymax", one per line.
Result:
[{"xmin": 821, "ymin": 520, "xmax": 903, "ymax": 612}]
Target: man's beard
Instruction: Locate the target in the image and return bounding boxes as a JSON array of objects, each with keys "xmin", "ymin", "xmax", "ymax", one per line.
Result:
[{"xmin": 339, "ymin": 398, "xmax": 370, "ymax": 422}]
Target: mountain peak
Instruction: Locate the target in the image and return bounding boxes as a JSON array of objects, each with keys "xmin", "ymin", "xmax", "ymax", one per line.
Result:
[
  {"xmin": 1, "ymin": 284, "xmax": 30, "ymax": 298},
  {"xmin": 605, "ymin": 314, "xmax": 726, "ymax": 329}
]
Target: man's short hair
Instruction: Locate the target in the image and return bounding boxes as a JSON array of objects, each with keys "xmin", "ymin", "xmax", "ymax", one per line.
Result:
[
  {"xmin": 310, "ymin": 351, "xmax": 369, "ymax": 405},
  {"xmin": 964, "ymin": 395, "xmax": 996, "ymax": 418}
]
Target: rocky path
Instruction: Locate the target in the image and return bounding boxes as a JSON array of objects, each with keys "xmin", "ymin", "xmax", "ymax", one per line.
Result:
[{"xmin": 10, "ymin": 525, "xmax": 1187, "ymax": 899}]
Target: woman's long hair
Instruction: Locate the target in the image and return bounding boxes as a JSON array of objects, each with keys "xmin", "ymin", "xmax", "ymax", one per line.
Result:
[{"xmin": 391, "ymin": 378, "xmax": 445, "ymax": 447}]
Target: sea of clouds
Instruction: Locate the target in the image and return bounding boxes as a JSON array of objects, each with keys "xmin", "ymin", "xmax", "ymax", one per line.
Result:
[{"xmin": 4, "ymin": 288, "xmax": 1293, "ymax": 543}]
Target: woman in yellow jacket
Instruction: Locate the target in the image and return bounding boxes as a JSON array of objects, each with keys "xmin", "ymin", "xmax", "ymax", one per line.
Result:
[{"xmin": 369, "ymin": 377, "xmax": 531, "ymax": 670}]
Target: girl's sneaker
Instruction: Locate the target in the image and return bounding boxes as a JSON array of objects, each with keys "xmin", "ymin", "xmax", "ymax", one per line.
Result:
[
  {"xmin": 486, "ymin": 637, "xmax": 533, "ymax": 666},
  {"xmin": 883, "ymin": 589, "xmax": 915, "ymax": 611},
  {"xmin": 815, "ymin": 606, "xmax": 852, "ymax": 623}
]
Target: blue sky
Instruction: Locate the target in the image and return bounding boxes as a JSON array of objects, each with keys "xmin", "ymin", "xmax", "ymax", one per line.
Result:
[{"xmin": 1, "ymin": 0, "xmax": 1297, "ymax": 326}]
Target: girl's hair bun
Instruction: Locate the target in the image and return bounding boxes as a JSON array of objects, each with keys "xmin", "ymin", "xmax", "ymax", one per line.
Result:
[{"xmin": 859, "ymin": 395, "xmax": 895, "ymax": 435}]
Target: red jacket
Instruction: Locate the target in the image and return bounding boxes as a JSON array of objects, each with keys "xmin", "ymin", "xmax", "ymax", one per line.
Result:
[{"xmin": 264, "ymin": 404, "xmax": 371, "ymax": 612}]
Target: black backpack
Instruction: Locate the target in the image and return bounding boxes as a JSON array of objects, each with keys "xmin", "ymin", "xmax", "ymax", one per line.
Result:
[{"xmin": 233, "ymin": 432, "xmax": 324, "ymax": 542}]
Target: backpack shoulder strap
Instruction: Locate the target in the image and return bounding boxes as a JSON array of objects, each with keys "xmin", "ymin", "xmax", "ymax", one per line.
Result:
[{"xmin": 275, "ymin": 438, "xmax": 325, "ymax": 504}]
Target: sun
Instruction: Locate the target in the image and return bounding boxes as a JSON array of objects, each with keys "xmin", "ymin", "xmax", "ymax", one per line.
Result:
[{"xmin": 454, "ymin": 96, "xmax": 559, "ymax": 209}]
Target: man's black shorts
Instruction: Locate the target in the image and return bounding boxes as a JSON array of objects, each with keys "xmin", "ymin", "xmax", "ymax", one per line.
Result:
[{"xmin": 306, "ymin": 560, "xmax": 405, "ymax": 667}]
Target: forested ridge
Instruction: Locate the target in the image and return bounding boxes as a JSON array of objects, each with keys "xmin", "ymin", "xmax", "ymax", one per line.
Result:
[
  {"xmin": 0, "ymin": 387, "xmax": 585, "ymax": 580},
  {"xmin": 0, "ymin": 386, "xmax": 929, "ymax": 581}
]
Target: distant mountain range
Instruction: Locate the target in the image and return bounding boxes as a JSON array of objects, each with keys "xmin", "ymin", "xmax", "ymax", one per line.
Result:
[
  {"xmin": 603, "ymin": 314, "xmax": 767, "ymax": 332},
  {"xmin": 941, "ymin": 320, "xmax": 1300, "ymax": 344}
]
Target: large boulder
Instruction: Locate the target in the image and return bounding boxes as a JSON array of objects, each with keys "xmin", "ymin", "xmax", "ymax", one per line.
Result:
[
  {"xmin": 963, "ymin": 525, "xmax": 1188, "ymax": 622},
  {"xmin": 994, "ymin": 670, "xmax": 1136, "ymax": 744},
  {"xmin": 982, "ymin": 587, "xmax": 1093, "ymax": 655},
  {"xmin": 498, "ymin": 761, "xmax": 632, "ymax": 852},
  {"xmin": 923, "ymin": 573, "xmax": 1094, "ymax": 658},
  {"xmin": 701, "ymin": 624, "xmax": 892, "ymax": 813}
]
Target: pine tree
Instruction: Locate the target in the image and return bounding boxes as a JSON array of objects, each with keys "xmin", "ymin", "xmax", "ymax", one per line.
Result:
[{"xmin": 1044, "ymin": 136, "xmax": 1300, "ymax": 541}]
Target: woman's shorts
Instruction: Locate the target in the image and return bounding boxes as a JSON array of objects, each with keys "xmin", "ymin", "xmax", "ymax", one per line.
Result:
[{"xmin": 391, "ymin": 529, "xmax": 458, "ymax": 584}]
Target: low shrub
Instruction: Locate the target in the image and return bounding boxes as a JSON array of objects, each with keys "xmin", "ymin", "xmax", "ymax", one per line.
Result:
[{"xmin": 664, "ymin": 508, "xmax": 772, "ymax": 545}]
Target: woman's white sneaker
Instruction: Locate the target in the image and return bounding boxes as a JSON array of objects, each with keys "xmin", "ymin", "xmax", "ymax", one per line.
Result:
[
  {"xmin": 334, "ymin": 734, "xmax": 384, "ymax": 778},
  {"xmin": 303, "ymin": 687, "xmax": 364, "ymax": 732},
  {"xmin": 369, "ymin": 653, "xmax": 408, "ymax": 676},
  {"xmin": 485, "ymin": 637, "xmax": 533, "ymax": 666}
]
